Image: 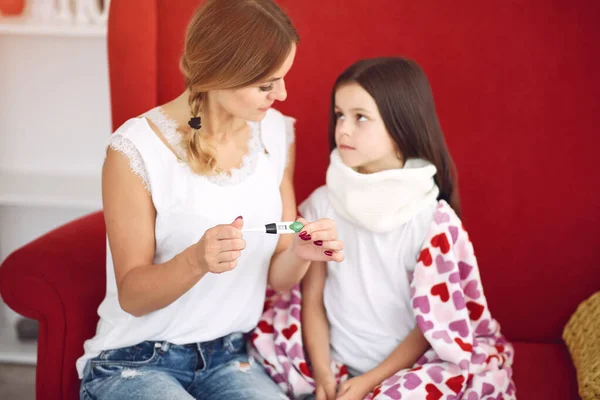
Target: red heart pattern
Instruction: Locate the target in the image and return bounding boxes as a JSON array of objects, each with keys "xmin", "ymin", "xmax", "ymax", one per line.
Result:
[
  {"xmin": 430, "ymin": 233, "xmax": 450, "ymax": 254},
  {"xmin": 258, "ymin": 320, "xmax": 274, "ymax": 334},
  {"xmin": 372, "ymin": 386, "xmax": 382, "ymax": 398},
  {"xmin": 446, "ymin": 375, "xmax": 465, "ymax": 394},
  {"xmin": 299, "ymin": 361, "xmax": 312, "ymax": 377},
  {"xmin": 425, "ymin": 384, "xmax": 443, "ymax": 400},
  {"xmin": 282, "ymin": 324, "xmax": 298, "ymax": 340},
  {"xmin": 467, "ymin": 301, "xmax": 485, "ymax": 321},
  {"xmin": 454, "ymin": 337, "xmax": 473, "ymax": 352},
  {"xmin": 430, "ymin": 282, "xmax": 450, "ymax": 302},
  {"xmin": 418, "ymin": 248, "xmax": 433, "ymax": 266},
  {"xmin": 249, "ymin": 201, "xmax": 514, "ymax": 400}
]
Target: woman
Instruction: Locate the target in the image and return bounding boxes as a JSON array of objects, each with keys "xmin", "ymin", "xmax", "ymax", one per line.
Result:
[{"xmin": 77, "ymin": 1, "xmax": 343, "ymax": 399}]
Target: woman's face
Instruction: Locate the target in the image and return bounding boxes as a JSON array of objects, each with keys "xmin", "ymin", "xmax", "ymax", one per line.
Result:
[{"xmin": 213, "ymin": 43, "xmax": 297, "ymax": 122}]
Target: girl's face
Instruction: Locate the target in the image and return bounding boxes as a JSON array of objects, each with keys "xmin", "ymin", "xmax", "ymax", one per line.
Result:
[
  {"xmin": 213, "ymin": 43, "xmax": 297, "ymax": 122},
  {"xmin": 334, "ymin": 83, "xmax": 403, "ymax": 173}
]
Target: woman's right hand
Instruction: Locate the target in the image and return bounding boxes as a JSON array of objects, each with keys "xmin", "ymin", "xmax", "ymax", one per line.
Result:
[
  {"xmin": 314, "ymin": 372, "xmax": 337, "ymax": 400},
  {"xmin": 189, "ymin": 216, "xmax": 246, "ymax": 275}
]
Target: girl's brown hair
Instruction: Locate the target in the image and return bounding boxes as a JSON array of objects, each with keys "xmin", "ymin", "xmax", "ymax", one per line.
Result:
[
  {"xmin": 329, "ymin": 57, "xmax": 461, "ymax": 215},
  {"xmin": 180, "ymin": 0, "xmax": 299, "ymax": 174}
]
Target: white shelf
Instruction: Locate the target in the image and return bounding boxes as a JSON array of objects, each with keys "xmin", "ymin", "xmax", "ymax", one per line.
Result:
[
  {"xmin": 0, "ymin": 170, "xmax": 102, "ymax": 209},
  {"xmin": 0, "ymin": 15, "xmax": 106, "ymax": 37},
  {"xmin": 0, "ymin": 322, "xmax": 36, "ymax": 365}
]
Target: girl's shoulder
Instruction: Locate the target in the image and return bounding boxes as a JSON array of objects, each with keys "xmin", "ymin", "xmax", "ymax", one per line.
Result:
[
  {"xmin": 432, "ymin": 200, "xmax": 464, "ymax": 232},
  {"xmin": 419, "ymin": 199, "xmax": 472, "ymax": 259},
  {"xmin": 298, "ymin": 185, "xmax": 332, "ymax": 221}
]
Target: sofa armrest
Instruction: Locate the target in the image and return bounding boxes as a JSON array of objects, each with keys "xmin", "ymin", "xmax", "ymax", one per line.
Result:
[{"xmin": 0, "ymin": 211, "xmax": 106, "ymax": 400}]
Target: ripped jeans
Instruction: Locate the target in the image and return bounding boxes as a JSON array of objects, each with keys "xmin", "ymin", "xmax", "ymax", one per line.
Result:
[{"xmin": 80, "ymin": 332, "xmax": 287, "ymax": 400}]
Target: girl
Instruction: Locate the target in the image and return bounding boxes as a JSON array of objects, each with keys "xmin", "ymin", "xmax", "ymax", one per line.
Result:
[
  {"xmin": 252, "ymin": 57, "xmax": 515, "ymax": 400},
  {"xmin": 77, "ymin": 1, "xmax": 343, "ymax": 399}
]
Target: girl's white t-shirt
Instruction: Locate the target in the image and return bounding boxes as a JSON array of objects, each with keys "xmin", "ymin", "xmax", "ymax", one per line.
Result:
[
  {"xmin": 299, "ymin": 186, "xmax": 436, "ymax": 374},
  {"xmin": 76, "ymin": 108, "xmax": 294, "ymax": 378}
]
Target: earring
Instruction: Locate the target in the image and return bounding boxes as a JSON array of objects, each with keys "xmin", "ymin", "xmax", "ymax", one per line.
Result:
[{"xmin": 188, "ymin": 116, "xmax": 202, "ymax": 130}]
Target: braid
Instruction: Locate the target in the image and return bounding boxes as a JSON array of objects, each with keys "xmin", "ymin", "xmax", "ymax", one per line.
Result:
[{"xmin": 184, "ymin": 90, "xmax": 218, "ymax": 174}]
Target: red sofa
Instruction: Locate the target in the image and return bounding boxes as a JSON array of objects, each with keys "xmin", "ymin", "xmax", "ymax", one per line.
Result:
[{"xmin": 1, "ymin": 1, "xmax": 598, "ymax": 399}]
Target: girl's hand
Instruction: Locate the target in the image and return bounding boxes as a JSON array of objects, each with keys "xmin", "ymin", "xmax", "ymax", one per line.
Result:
[
  {"xmin": 190, "ymin": 217, "xmax": 246, "ymax": 275},
  {"xmin": 293, "ymin": 217, "xmax": 344, "ymax": 262},
  {"xmin": 336, "ymin": 375, "xmax": 375, "ymax": 400},
  {"xmin": 315, "ymin": 373, "xmax": 338, "ymax": 400}
]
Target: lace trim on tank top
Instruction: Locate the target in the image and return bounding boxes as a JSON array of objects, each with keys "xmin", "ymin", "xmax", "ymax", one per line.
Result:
[
  {"xmin": 144, "ymin": 107, "xmax": 264, "ymax": 186},
  {"xmin": 106, "ymin": 107, "xmax": 296, "ymax": 193},
  {"xmin": 106, "ymin": 134, "xmax": 151, "ymax": 193}
]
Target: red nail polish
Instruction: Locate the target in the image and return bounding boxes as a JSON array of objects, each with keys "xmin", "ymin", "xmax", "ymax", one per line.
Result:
[
  {"xmin": 314, "ymin": 240, "xmax": 323, "ymax": 246},
  {"xmin": 299, "ymin": 231, "xmax": 307, "ymax": 237},
  {"xmin": 324, "ymin": 250, "xmax": 333, "ymax": 256},
  {"xmin": 301, "ymin": 234, "xmax": 312, "ymax": 241},
  {"xmin": 236, "ymin": 216, "xmax": 243, "ymax": 220}
]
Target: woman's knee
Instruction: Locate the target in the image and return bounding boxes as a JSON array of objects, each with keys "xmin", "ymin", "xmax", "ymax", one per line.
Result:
[
  {"xmin": 81, "ymin": 368, "xmax": 192, "ymax": 400},
  {"xmin": 204, "ymin": 360, "xmax": 288, "ymax": 400}
]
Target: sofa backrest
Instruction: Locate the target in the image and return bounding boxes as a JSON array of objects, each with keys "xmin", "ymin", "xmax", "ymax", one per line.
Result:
[{"xmin": 108, "ymin": 0, "xmax": 600, "ymax": 342}]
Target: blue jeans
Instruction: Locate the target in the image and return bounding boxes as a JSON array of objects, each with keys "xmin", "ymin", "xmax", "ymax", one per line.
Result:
[{"xmin": 80, "ymin": 332, "xmax": 287, "ymax": 400}]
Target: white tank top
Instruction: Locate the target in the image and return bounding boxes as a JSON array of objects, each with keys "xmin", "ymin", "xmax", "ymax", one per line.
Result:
[{"xmin": 76, "ymin": 108, "xmax": 295, "ymax": 378}]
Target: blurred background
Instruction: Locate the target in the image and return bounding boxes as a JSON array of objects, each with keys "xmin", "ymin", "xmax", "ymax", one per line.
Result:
[
  {"xmin": 0, "ymin": 0, "xmax": 109, "ymax": 397},
  {"xmin": 0, "ymin": 0, "xmax": 599, "ymax": 399}
]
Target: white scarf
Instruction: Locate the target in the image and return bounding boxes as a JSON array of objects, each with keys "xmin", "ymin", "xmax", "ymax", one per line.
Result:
[{"xmin": 326, "ymin": 149, "xmax": 440, "ymax": 233}]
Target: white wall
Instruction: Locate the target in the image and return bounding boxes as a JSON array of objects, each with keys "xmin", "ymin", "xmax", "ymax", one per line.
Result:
[
  {"xmin": 0, "ymin": 35, "xmax": 110, "ymax": 175},
  {"xmin": 0, "ymin": 20, "xmax": 110, "ymax": 364}
]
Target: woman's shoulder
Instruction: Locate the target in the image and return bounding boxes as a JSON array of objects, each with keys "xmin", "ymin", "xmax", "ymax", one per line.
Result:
[
  {"xmin": 110, "ymin": 110, "xmax": 157, "ymax": 139},
  {"xmin": 263, "ymin": 107, "xmax": 295, "ymax": 125},
  {"xmin": 260, "ymin": 108, "xmax": 296, "ymax": 182},
  {"xmin": 261, "ymin": 108, "xmax": 295, "ymax": 146},
  {"xmin": 107, "ymin": 107, "xmax": 176, "ymax": 157},
  {"xmin": 105, "ymin": 109, "xmax": 165, "ymax": 194}
]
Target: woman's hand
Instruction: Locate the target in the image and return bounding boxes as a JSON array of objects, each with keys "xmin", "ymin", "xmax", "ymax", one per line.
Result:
[
  {"xmin": 293, "ymin": 217, "xmax": 344, "ymax": 262},
  {"xmin": 188, "ymin": 216, "xmax": 246, "ymax": 275}
]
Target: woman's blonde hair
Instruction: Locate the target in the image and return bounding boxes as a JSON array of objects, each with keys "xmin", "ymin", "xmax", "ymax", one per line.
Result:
[{"xmin": 180, "ymin": 0, "xmax": 299, "ymax": 174}]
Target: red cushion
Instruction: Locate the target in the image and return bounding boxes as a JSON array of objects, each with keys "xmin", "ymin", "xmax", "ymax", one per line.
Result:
[
  {"xmin": 0, "ymin": 212, "xmax": 106, "ymax": 400},
  {"xmin": 512, "ymin": 342, "xmax": 579, "ymax": 399}
]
